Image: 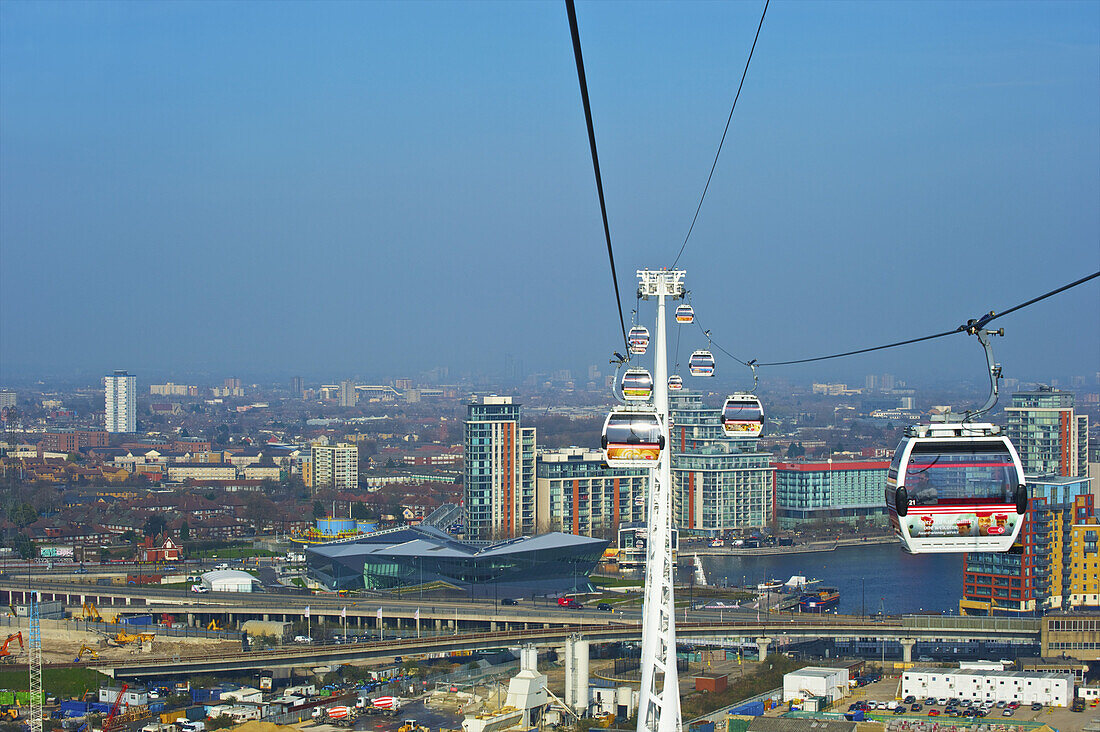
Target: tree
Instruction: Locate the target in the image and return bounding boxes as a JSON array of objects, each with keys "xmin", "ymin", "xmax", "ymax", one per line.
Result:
[
  {"xmin": 13, "ymin": 532, "xmax": 34, "ymax": 559},
  {"xmin": 179, "ymin": 521, "xmax": 190, "ymax": 541},
  {"xmin": 786, "ymin": 442, "xmax": 805, "ymax": 458},
  {"xmin": 312, "ymin": 500, "xmax": 325, "ymax": 519},
  {"xmin": 144, "ymin": 515, "xmax": 168, "ymax": 538},
  {"xmin": 350, "ymin": 502, "xmax": 373, "ymax": 520}
]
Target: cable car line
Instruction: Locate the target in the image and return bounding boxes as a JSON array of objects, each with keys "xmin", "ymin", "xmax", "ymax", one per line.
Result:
[
  {"xmin": 698, "ymin": 270, "xmax": 1098, "ymax": 368},
  {"xmin": 670, "ymin": 0, "xmax": 770, "ymax": 269},
  {"xmin": 566, "ymin": 0, "xmax": 629, "ymax": 353}
]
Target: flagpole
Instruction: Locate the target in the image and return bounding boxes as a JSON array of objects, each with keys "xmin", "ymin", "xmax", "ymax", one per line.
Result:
[
  {"xmin": 416, "ymin": 607, "xmax": 420, "ymax": 639},
  {"xmin": 342, "ymin": 606, "xmax": 347, "ymax": 641}
]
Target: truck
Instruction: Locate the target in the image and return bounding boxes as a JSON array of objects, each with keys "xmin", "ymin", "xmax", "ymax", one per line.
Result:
[
  {"xmin": 358, "ymin": 697, "xmax": 401, "ymax": 716},
  {"xmin": 178, "ymin": 722, "xmax": 205, "ymax": 732},
  {"xmin": 557, "ymin": 597, "xmax": 581, "ymax": 609}
]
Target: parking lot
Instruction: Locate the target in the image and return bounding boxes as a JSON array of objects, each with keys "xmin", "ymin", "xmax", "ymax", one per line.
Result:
[{"xmin": 840, "ymin": 673, "xmax": 1097, "ymax": 729}]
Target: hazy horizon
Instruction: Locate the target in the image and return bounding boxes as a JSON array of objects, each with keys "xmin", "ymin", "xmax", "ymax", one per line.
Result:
[{"xmin": 2, "ymin": 1, "xmax": 1098, "ymax": 385}]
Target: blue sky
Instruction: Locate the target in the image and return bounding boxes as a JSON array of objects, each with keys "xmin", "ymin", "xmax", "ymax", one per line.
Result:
[{"xmin": 1, "ymin": 0, "xmax": 1097, "ymax": 385}]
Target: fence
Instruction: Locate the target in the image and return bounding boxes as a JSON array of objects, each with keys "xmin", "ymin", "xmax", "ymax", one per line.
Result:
[
  {"xmin": 686, "ymin": 687, "xmax": 782, "ymax": 725},
  {"xmin": 0, "ymin": 614, "xmax": 242, "ymax": 641},
  {"xmin": 901, "ymin": 615, "xmax": 1041, "ymax": 634}
]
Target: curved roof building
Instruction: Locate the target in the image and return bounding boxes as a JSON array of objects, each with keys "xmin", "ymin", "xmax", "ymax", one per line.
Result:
[{"xmin": 305, "ymin": 525, "xmax": 608, "ymax": 598}]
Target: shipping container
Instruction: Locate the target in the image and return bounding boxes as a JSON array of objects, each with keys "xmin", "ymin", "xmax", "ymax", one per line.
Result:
[
  {"xmin": 687, "ymin": 721, "xmax": 714, "ymax": 732},
  {"xmin": 190, "ymin": 690, "xmax": 220, "ymax": 704},
  {"xmin": 728, "ymin": 701, "xmax": 764, "ymax": 716},
  {"xmin": 122, "ymin": 615, "xmax": 154, "ymax": 626},
  {"xmin": 185, "ymin": 706, "xmax": 205, "ymax": 721},
  {"xmin": 160, "ymin": 711, "xmax": 186, "ymax": 725}
]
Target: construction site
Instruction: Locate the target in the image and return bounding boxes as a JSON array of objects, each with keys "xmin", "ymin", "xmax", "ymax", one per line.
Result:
[{"xmin": 2, "ymin": 601, "xmax": 240, "ymax": 667}]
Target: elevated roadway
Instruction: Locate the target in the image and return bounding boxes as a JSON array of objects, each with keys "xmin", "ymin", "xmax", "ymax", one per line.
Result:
[{"xmin": 53, "ymin": 615, "xmax": 1040, "ymax": 679}]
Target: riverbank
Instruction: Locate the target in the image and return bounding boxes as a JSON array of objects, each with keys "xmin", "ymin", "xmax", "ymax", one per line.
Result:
[{"xmin": 688, "ymin": 535, "xmax": 897, "ymax": 557}]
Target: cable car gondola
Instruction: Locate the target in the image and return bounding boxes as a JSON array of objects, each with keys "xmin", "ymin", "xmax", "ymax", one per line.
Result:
[
  {"xmin": 886, "ymin": 422, "xmax": 1026, "ymax": 553},
  {"xmin": 688, "ymin": 350, "xmax": 715, "ymax": 376},
  {"xmin": 620, "ymin": 368, "xmax": 653, "ymax": 401},
  {"xmin": 667, "ymin": 375, "xmax": 683, "ymax": 391},
  {"xmin": 628, "ymin": 326, "xmax": 650, "ymax": 355},
  {"xmin": 722, "ymin": 393, "xmax": 764, "ymax": 438},
  {"xmin": 601, "ymin": 408, "xmax": 664, "ymax": 468},
  {"xmin": 675, "ymin": 304, "xmax": 694, "ymax": 324}
]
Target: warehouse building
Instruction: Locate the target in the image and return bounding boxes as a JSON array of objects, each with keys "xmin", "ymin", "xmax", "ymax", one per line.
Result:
[
  {"xmin": 900, "ymin": 668, "xmax": 1073, "ymax": 707},
  {"xmin": 782, "ymin": 667, "xmax": 849, "ymax": 704}
]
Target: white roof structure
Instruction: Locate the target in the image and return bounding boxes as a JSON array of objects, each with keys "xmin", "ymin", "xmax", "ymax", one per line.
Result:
[{"xmin": 201, "ymin": 569, "xmax": 257, "ymax": 592}]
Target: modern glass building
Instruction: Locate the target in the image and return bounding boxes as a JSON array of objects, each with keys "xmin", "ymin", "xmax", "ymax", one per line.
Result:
[
  {"xmin": 961, "ymin": 476, "xmax": 1095, "ymax": 616},
  {"xmin": 774, "ymin": 459, "xmax": 889, "ymax": 528},
  {"xmin": 535, "ymin": 447, "xmax": 648, "ymax": 539},
  {"xmin": 670, "ymin": 392, "xmax": 773, "ymax": 533},
  {"xmin": 1005, "ymin": 387, "xmax": 1089, "ymax": 478},
  {"xmin": 305, "ymin": 525, "xmax": 607, "ymax": 598},
  {"xmin": 464, "ymin": 397, "xmax": 537, "ymax": 539}
]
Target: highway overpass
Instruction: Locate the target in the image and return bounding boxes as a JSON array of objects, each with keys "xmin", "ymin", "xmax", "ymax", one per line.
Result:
[{"xmin": 40, "ymin": 615, "xmax": 1043, "ymax": 679}]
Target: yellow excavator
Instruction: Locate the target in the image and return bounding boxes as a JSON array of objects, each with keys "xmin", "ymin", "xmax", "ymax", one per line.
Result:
[
  {"xmin": 81, "ymin": 602, "xmax": 108, "ymax": 622},
  {"xmin": 74, "ymin": 643, "xmax": 99, "ymax": 662},
  {"xmin": 207, "ymin": 619, "xmax": 222, "ymax": 631},
  {"xmin": 111, "ymin": 631, "xmax": 154, "ymax": 646}
]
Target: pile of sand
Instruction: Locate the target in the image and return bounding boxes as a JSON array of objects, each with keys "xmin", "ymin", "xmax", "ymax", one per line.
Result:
[{"xmin": 229, "ymin": 722, "xmax": 303, "ymax": 732}]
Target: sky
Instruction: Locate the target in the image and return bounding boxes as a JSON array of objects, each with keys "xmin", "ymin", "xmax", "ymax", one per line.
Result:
[{"xmin": 1, "ymin": 0, "xmax": 1097, "ymax": 387}]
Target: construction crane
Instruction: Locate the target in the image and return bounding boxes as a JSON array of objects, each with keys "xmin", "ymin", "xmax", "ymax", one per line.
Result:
[
  {"xmin": 0, "ymin": 632, "xmax": 23, "ymax": 661},
  {"xmin": 73, "ymin": 643, "xmax": 99, "ymax": 662},
  {"xmin": 103, "ymin": 684, "xmax": 128, "ymax": 732}
]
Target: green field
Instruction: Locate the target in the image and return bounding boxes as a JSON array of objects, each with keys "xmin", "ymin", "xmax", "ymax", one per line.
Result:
[{"xmin": 0, "ymin": 667, "xmax": 110, "ymax": 699}]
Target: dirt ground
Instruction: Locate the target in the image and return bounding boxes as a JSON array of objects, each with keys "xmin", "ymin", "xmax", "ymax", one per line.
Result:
[{"xmin": 5, "ymin": 622, "xmax": 241, "ymax": 664}]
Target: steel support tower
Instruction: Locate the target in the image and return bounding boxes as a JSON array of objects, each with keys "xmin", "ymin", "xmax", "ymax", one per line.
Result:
[
  {"xmin": 636, "ymin": 268, "xmax": 683, "ymax": 732},
  {"xmin": 28, "ymin": 593, "xmax": 42, "ymax": 732}
]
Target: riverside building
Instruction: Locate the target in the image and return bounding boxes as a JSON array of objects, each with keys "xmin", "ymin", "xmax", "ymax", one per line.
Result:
[
  {"xmin": 961, "ymin": 476, "xmax": 1094, "ymax": 616},
  {"xmin": 535, "ymin": 447, "xmax": 648, "ymax": 538},
  {"xmin": 773, "ymin": 458, "xmax": 889, "ymax": 528},
  {"xmin": 670, "ymin": 392, "xmax": 773, "ymax": 533}
]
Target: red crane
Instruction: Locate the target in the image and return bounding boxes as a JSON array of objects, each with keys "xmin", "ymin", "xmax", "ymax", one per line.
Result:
[
  {"xmin": 103, "ymin": 683, "xmax": 128, "ymax": 732},
  {"xmin": 0, "ymin": 632, "xmax": 23, "ymax": 659}
]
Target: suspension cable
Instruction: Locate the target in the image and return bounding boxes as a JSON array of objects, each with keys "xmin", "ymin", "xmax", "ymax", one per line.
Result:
[
  {"xmin": 566, "ymin": 0, "xmax": 629, "ymax": 353},
  {"xmin": 748, "ymin": 270, "xmax": 1099, "ymax": 367},
  {"xmin": 671, "ymin": 0, "xmax": 769, "ymax": 269}
]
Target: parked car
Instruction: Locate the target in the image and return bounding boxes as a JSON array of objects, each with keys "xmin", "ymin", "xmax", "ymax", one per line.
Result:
[
  {"xmin": 910, "ymin": 704, "xmax": 922, "ymax": 712},
  {"xmin": 1030, "ymin": 703, "xmax": 1043, "ymax": 711},
  {"xmin": 892, "ymin": 707, "xmax": 905, "ymax": 715},
  {"xmin": 903, "ymin": 696, "xmax": 916, "ymax": 705},
  {"xmin": 294, "ymin": 635, "xmax": 313, "ymax": 644},
  {"xmin": 927, "ymin": 709, "xmax": 939, "ymax": 717}
]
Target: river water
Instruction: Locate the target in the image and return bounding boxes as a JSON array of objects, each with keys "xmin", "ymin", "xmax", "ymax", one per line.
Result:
[{"xmin": 698, "ymin": 542, "xmax": 966, "ymax": 616}]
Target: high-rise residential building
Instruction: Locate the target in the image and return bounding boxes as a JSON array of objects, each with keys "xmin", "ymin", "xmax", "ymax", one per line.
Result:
[
  {"xmin": 310, "ymin": 442, "xmax": 358, "ymax": 492},
  {"xmin": 774, "ymin": 459, "xmax": 889, "ymax": 528},
  {"xmin": 463, "ymin": 396, "xmax": 536, "ymax": 539},
  {"xmin": 536, "ymin": 447, "xmax": 648, "ymax": 538},
  {"xmin": 0, "ymin": 391, "xmax": 15, "ymax": 409},
  {"xmin": 961, "ymin": 476, "xmax": 1094, "ymax": 616},
  {"xmin": 1006, "ymin": 386, "xmax": 1089, "ymax": 478},
  {"xmin": 291, "ymin": 376, "xmax": 304, "ymax": 397},
  {"xmin": 339, "ymin": 380, "xmax": 358, "ymax": 408},
  {"xmin": 104, "ymin": 370, "xmax": 136, "ymax": 433},
  {"xmin": 670, "ymin": 392, "xmax": 773, "ymax": 532}
]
